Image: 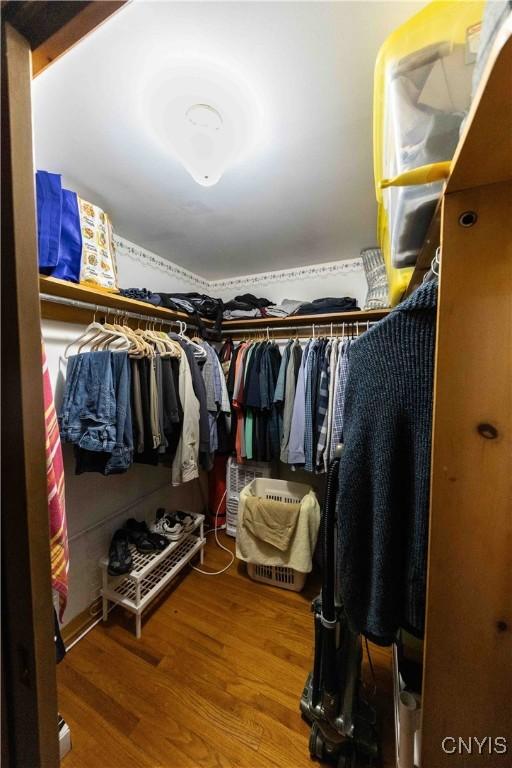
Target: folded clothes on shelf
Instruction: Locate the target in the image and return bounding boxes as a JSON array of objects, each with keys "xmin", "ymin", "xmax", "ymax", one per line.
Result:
[
  {"xmin": 223, "ymin": 308, "xmax": 261, "ymax": 319},
  {"xmin": 291, "ymin": 297, "xmax": 360, "ymax": 315},
  {"xmin": 119, "ymin": 287, "xmax": 162, "ymax": 305},
  {"xmin": 265, "ymin": 299, "xmax": 303, "ymax": 317},
  {"xmin": 222, "ymin": 293, "xmax": 274, "ymax": 319}
]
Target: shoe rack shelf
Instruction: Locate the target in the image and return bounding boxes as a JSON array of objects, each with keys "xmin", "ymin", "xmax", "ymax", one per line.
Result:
[{"xmin": 100, "ymin": 514, "xmax": 205, "ymax": 638}]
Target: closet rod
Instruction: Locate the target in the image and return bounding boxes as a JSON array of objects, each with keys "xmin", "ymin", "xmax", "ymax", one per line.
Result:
[{"xmin": 39, "ymin": 292, "xmax": 195, "ymax": 328}]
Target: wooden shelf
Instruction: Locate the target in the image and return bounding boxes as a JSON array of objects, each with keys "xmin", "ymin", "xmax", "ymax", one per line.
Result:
[
  {"xmin": 39, "ymin": 276, "xmax": 212, "ymax": 327},
  {"xmin": 40, "ymin": 276, "xmax": 391, "ymax": 333},
  {"xmin": 222, "ymin": 307, "xmax": 391, "ymax": 332}
]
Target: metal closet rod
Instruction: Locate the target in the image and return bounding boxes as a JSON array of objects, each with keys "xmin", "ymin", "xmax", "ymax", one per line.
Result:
[{"xmin": 39, "ymin": 292, "xmax": 196, "ymax": 329}]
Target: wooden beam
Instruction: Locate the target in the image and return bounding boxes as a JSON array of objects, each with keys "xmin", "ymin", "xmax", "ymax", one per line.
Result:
[
  {"xmin": 1, "ymin": 22, "xmax": 59, "ymax": 767},
  {"xmin": 421, "ymin": 182, "xmax": 512, "ymax": 766},
  {"xmin": 1, "ymin": 1, "xmax": 127, "ymax": 76},
  {"xmin": 447, "ymin": 21, "xmax": 512, "ymax": 193},
  {"xmin": 31, "ymin": 1, "xmax": 126, "ymax": 76}
]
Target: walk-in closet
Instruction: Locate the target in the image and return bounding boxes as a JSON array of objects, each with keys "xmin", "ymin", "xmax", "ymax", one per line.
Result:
[{"xmin": 2, "ymin": 1, "xmax": 511, "ymax": 767}]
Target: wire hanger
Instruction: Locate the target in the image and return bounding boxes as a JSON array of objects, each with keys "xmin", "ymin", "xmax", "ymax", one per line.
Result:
[{"xmin": 424, "ymin": 245, "xmax": 441, "ymax": 283}]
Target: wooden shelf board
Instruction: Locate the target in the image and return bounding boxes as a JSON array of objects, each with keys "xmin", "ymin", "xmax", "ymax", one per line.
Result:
[
  {"xmin": 221, "ymin": 307, "xmax": 391, "ymax": 331},
  {"xmin": 406, "ymin": 21, "xmax": 511, "ymax": 298},
  {"xmin": 447, "ymin": 20, "xmax": 512, "ymax": 194},
  {"xmin": 39, "ymin": 276, "xmax": 212, "ymax": 327}
]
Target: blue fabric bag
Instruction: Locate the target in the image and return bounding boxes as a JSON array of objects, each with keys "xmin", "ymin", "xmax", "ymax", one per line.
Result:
[
  {"xmin": 36, "ymin": 170, "xmax": 83, "ymax": 283},
  {"xmin": 53, "ymin": 189, "xmax": 82, "ymax": 283},
  {"xmin": 36, "ymin": 170, "xmax": 62, "ymax": 268}
]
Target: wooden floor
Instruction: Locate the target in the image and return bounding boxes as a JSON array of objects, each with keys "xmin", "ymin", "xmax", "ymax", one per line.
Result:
[{"xmin": 58, "ymin": 533, "xmax": 395, "ymax": 768}]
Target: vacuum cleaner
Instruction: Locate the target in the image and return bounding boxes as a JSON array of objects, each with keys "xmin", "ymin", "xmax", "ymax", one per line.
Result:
[{"xmin": 300, "ymin": 446, "xmax": 380, "ymax": 767}]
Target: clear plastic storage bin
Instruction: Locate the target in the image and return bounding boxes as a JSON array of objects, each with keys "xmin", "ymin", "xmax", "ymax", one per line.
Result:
[{"xmin": 374, "ymin": 0, "xmax": 484, "ymax": 300}]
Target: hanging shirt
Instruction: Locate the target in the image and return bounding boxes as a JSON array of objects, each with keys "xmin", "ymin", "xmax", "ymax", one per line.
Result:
[
  {"xmin": 232, "ymin": 342, "xmax": 249, "ymax": 463},
  {"xmin": 288, "ymin": 340, "xmax": 311, "ymax": 465},
  {"xmin": 171, "ymin": 348, "xmax": 200, "ymax": 485},
  {"xmin": 315, "ymin": 340, "xmax": 332, "ymax": 471},
  {"xmin": 324, "ymin": 339, "xmax": 339, "ymax": 471},
  {"xmin": 273, "ymin": 340, "xmax": 292, "ymax": 405},
  {"xmin": 304, "ymin": 342, "xmax": 318, "ymax": 472},
  {"xmin": 329, "ymin": 340, "xmax": 352, "ymax": 458},
  {"xmin": 243, "ymin": 344, "xmax": 256, "ymax": 460},
  {"xmin": 280, "ymin": 341, "xmax": 302, "ymax": 464}
]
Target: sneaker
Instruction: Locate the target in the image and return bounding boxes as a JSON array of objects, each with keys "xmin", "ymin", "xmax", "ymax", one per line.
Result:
[
  {"xmin": 108, "ymin": 530, "xmax": 132, "ymax": 575},
  {"xmin": 174, "ymin": 510, "xmax": 195, "ymax": 532},
  {"xmin": 151, "ymin": 514, "xmax": 183, "ymax": 541},
  {"xmin": 124, "ymin": 518, "xmax": 159, "ymax": 553},
  {"xmin": 125, "ymin": 518, "xmax": 169, "ymax": 551}
]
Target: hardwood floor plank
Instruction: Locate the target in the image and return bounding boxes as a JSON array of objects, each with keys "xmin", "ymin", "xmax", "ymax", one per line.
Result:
[{"xmin": 58, "ymin": 533, "xmax": 394, "ymax": 767}]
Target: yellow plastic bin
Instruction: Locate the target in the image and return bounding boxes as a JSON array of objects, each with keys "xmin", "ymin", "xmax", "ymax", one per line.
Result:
[{"xmin": 374, "ymin": 0, "xmax": 484, "ymax": 304}]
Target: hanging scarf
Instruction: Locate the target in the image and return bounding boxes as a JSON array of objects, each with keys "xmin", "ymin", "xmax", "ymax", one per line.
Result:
[{"xmin": 43, "ymin": 345, "xmax": 69, "ymax": 620}]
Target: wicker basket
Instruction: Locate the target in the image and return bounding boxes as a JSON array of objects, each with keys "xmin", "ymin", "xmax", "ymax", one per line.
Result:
[{"xmin": 242, "ymin": 478, "xmax": 313, "ymax": 592}]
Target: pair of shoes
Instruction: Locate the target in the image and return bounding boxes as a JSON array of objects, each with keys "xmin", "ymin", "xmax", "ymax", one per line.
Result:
[
  {"xmin": 124, "ymin": 518, "xmax": 169, "ymax": 553},
  {"xmin": 108, "ymin": 530, "xmax": 132, "ymax": 575},
  {"xmin": 151, "ymin": 508, "xmax": 195, "ymax": 541}
]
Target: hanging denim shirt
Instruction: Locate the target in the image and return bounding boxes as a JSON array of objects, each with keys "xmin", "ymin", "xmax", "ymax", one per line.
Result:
[{"xmin": 59, "ymin": 351, "xmax": 117, "ymax": 453}]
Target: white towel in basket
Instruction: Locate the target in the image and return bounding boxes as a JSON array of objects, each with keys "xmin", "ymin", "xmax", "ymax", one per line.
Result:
[
  {"xmin": 243, "ymin": 496, "xmax": 301, "ymax": 551},
  {"xmin": 236, "ymin": 482, "xmax": 320, "ymax": 573}
]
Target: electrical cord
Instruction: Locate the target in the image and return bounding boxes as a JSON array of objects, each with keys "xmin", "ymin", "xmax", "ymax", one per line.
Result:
[{"xmin": 192, "ymin": 489, "xmax": 235, "ymax": 576}]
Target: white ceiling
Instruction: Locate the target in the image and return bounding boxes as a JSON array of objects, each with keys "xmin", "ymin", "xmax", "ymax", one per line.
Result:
[{"xmin": 33, "ymin": 0, "xmax": 424, "ymax": 280}]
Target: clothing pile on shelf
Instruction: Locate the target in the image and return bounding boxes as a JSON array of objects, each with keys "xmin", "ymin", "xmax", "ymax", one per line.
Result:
[
  {"xmin": 118, "ymin": 289, "xmax": 224, "ymax": 333},
  {"xmin": 58, "ymin": 324, "xmax": 231, "ymax": 484},
  {"xmin": 107, "ymin": 509, "xmax": 196, "ymax": 575},
  {"xmin": 222, "ymin": 294, "xmax": 360, "ymax": 320},
  {"xmin": 119, "ymin": 287, "xmax": 360, "ymax": 325},
  {"xmin": 223, "ymin": 330, "xmax": 356, "ymax": 473}
]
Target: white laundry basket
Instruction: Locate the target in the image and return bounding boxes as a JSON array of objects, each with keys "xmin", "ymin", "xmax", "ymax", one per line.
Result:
[
  {"xmin": 227, "ymin": 457, "xmax": 271, "ymax": 496},
  {"xmin": 242, "ymin": 478, "xmax": 312, "ymax": 592}
]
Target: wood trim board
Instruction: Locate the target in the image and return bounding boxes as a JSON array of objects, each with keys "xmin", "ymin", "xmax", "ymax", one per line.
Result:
[
  {"xmin": 2, "ymin": 1, "xmax": 128, "ymax": 77},
  {"xmin": 1, "ymin": 21, "xmax": 60, "ymax": 768},
  {"xmin": 421, "ymin": 184, "xmax": 512, "ymax": 766}
]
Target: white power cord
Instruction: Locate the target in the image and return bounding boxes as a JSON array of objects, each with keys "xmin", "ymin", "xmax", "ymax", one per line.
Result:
[{"xmin": 192, "ymin": 489, "xmax": 235, "ymax": 576}]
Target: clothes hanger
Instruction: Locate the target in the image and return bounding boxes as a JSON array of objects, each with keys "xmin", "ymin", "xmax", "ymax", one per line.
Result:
[
  {"xmin": 64, "ymin": 305, "xmax": 107, "ymax": 357},
  {"xmin": 66, "ymin": 306, "xmax": 126, "ymax": 357},
  {"xmin": 153, "ymin": 319, "xmax": 178, "ymax": 356},
  {"xmin": 119, "ymin": 312, "xmax": 150, "ymax": 358},
  {"xmin": 178, "ymin": 321, "xmax": 207, "ymax": 359},
  {"xmin": 93, "ymin": 309, "xmax": 133, "ymax": 352}
]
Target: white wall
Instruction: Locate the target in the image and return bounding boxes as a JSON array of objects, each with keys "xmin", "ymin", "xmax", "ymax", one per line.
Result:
[
  {"xmin": 211, "ymin": 259, "xmax": 367, "ymax": 309},
  {"xmin": 115, "ymin": 235, "xmax": 368, "ymax": 308},
  {"xmin": 114, "ymin": 236, "xmax": 209, "ymax": 294}
]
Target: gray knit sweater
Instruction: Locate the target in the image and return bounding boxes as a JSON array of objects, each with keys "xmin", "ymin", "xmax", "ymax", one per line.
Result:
[{"xmin": 336, "ymin": 280, "xmax": 437, "ymax": 645}]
